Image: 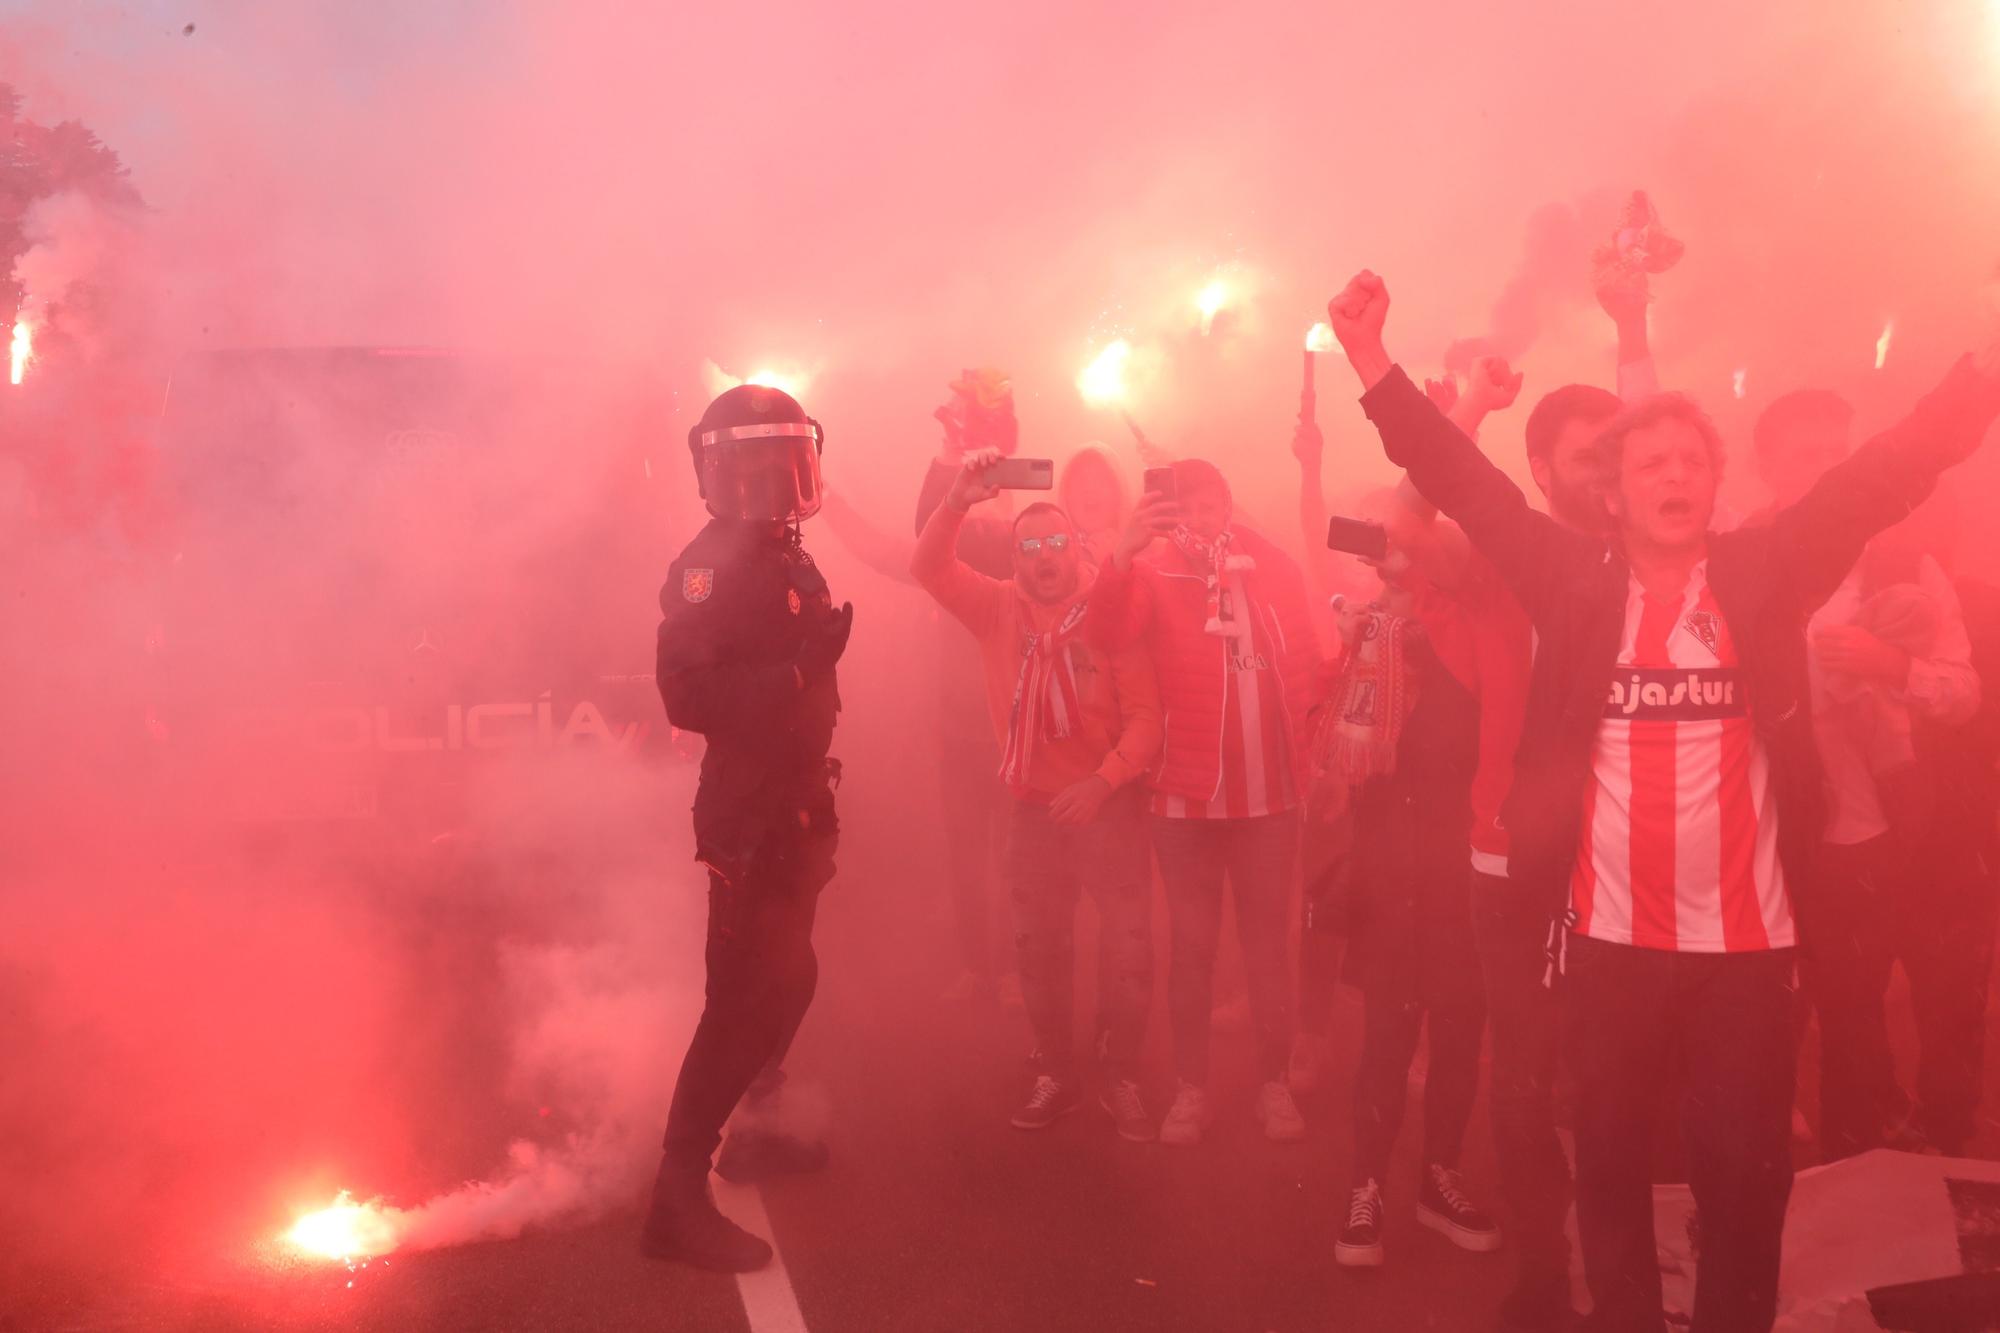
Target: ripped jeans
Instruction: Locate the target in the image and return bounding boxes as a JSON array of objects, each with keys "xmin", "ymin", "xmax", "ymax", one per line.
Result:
[{"xmin": 1004, "ymin": 785, "xmax": 1154, "ymax": 1080}]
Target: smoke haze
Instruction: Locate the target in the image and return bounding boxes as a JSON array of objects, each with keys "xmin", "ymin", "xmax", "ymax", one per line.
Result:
[{"xmin": 5, "ymin": 0, "xmax": 2000, "ymax": 1304}]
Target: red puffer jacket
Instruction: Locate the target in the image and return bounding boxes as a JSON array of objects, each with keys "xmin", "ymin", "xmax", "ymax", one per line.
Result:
[{"xmin": 1089, "ymin": 524, "xmax": 1321, "ymax": 804}]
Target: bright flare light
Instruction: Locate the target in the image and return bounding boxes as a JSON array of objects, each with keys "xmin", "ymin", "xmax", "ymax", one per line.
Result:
[
  {"xmin": 1732, "ymin": 368, "xmax": 1747, "ymax": 400},
  {"xmin": 1196, "ymin": 279, "xmax": 1230, "ymax": 335},
  {"xmin": 1874, "ymin": 320, "xmax": 1894, "ymax": 371},
  {"xmin": 286, "ymin": 1191, "xmax": 402, "ymax": 1261},
  {"xmin": 1078, "ymin": 339, "xmax": 1132, "ymax": 407},
  {"xmin": 700, "ymin": 358, "xmax": 813, "ymax": 402},
  {"xmin": 1305, "ymin": 322, "xmax": 1335, "ymax": 353},
  {"xmin": 741, "ymin": 367, "xmax": 807, "ymax": 398},
  {"xmin": 9, "ymin": 317, "xmax": 31, "ymax": 386}
]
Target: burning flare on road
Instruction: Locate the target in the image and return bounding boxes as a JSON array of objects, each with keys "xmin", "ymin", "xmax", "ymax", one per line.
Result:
[
  {"xmin": 1875, "ymin": 319, "xmax": 1895, "ymax": 370},
  {"xmin": 286, "ymin": 1191, "xmax": 403, "ymax": 1261},
  {"xmin": 10, "ymin": 315, "xmax": 32, "ymax": 385}
]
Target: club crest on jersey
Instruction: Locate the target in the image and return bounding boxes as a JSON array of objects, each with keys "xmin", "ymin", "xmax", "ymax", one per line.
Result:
[
  {"xmin": 787, "ymin": 587, "xmax": 802, "ymax": 615},
  {"xmin": 1681, "ymin": 610, "xmax": 1721, "ymax": 655},
  {"xmin": 682, "ymin": 568, "xmax": 715, "ymax": 603}
]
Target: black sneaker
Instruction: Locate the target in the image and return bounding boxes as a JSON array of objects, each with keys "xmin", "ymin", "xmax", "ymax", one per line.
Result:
[
  {"xmin": 641, "ymin": 1169, "xmax": 772, "ymax": 1272},
  {"xmin": 715, "ymin": 1131, "xmax": 829, "ymax": 1184},
  {"xmin": 1417, "ymin": 1162, "xmax": 1503, "ymax": 1253},
  {"xmin": 1335, "ymin": 1179, "xmax": 1385, "ymax": 1267},
  {"xmin": 1009, "ymin": 1074, "xmax": 1081, "ymax": 1130},
  {"xmin": 1099, "ymin": 1078, "xmax": 1157, "ymax": 1143}
]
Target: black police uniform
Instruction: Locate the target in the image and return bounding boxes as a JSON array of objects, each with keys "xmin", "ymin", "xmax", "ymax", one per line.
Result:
[{"xmin": 654, "ymin": 516, "xmax": 845, "ymax": 1181}]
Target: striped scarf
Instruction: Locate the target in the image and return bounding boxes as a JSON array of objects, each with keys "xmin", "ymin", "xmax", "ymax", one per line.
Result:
[
  {"xmin": 1170, "ymin": 526, "xmax": 1256, "ymax": 640},
  {"xmin": 1307, "ymin": 607, "xmax": 1417, "ymax": 820},
  {"xmin": 999, "ymin": 600, "xmax": 1089, "ymax": 790}
]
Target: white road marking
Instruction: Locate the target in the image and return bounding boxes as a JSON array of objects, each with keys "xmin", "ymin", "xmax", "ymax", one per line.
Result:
[{"xmin": 711, "ymin": 1175, "xmax": 809, "ymax": 1333}]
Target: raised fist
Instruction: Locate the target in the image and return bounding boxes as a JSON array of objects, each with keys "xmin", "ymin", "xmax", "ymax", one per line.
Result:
[
  {"xmin": 1463, "ymin": 355, "xmax": 1525, "ymax": 413},
  {"xmin": 1291, "ymin": 418, "xmax": 1324, "ymax": 468},
  {"xmin": 1327, "ymin": 271, "xmax": 1390, "ymax": 350},
  {"xmin": 1424, "ymin": 374, "xmax": 1459, "ymax": 413}
]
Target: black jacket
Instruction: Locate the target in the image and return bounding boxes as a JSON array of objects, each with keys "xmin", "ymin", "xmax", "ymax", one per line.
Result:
[
  {"xmin": 1359, "ymin": 361, "xmax": 2000, "ymax": 928},
  {"xmin": 656, "ymin": 519, "xmax": 842, "ymax": 876}
]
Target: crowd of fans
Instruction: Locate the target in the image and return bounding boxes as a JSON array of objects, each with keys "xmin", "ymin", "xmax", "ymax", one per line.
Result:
[{"xmin": 813, "ymin": 243, "xmax": 2000, "ymax": 1333}]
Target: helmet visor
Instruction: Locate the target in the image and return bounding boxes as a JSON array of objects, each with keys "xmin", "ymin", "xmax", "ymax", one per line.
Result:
[{"xmin": 699, "ymin": 424, "xmax": 823, "ymax": 522}]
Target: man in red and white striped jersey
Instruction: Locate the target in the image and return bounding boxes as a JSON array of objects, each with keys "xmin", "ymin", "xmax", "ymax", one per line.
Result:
[
  {"xmin": 1572, "ymin": 570, "xmax": 1791, "ymax": 952},
  {"xmin": 1331, "ymin": 267, "xmax": 2000, "ymax": 1333},
  {"xmin": 1089, "ymin": 459, "xmax": 1321, "ymax": 1146}
]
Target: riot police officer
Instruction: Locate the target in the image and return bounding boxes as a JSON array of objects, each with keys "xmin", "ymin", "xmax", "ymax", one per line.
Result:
[{"xmin": 642, "ymin": 384, "xmax": 853, "ymax": 1272}]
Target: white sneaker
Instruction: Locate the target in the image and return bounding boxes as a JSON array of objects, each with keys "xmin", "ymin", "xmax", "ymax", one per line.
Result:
[
  {"xmin": 1287, "ymin": 1033, "xmax": 1327, "ymax": 1094},
  {"xmin": 1256, "ymin": 1079, "xmax": 1306, "ymax": 1142},
  {"xmin": 1158, "ymin": 1082, "xmax": 1212, "ymax": 1147}
]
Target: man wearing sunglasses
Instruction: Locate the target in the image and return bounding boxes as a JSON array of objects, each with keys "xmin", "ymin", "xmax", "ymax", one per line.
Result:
[{"xmin": 913, "ymin": 448, "xmax": 1165, "ymax": 1139}]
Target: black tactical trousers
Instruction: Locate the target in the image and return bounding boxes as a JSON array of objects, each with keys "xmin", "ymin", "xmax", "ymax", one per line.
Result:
[{"xmin": 661, "ymin": 827, "xmax": 836, "ymax": 1174}]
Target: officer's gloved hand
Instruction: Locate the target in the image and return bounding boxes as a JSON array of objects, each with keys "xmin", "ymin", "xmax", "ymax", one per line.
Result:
[{"xmin": 796, "ymin": 601, "xmax": 854, "ymax": 685}]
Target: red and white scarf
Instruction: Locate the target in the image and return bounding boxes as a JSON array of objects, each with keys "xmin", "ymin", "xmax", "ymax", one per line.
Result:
[
  {"xmin": 1000, "ymin": 600, "xmax": 1089, "ymax": 789},
  {"xmin": 1169, "ymin": 526, "xmax": 1257, "ymax": 641},
  {"xmin": 1307, "ymin": 606, "xmax": 1418, "ymax": 820}
]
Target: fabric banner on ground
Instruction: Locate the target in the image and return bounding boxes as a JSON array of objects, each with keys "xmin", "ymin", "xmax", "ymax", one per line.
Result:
[{"xmin": 1646, "ymin": 1150, "xmax": 2000, "ymax": 1331}]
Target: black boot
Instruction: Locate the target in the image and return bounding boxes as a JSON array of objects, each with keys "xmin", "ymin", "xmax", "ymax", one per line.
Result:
[
  {"xmin": 640, "ymin": 1162, "xmax": 772, "ymax": 1272},
  {"xmin": 715, "ymin": 1131, "xmax": 830, "ymax": 1184}
]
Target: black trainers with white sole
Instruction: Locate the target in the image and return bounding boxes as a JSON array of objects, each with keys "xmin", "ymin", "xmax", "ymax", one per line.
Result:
[
  {"xmin": 1334, "ymin": 1179, "xmax": 1385, "ymax": 1267},
  {"xmin": 1416, "ymin": 1162, "xmax": 1503, "ymax": 1252},
  {"xmin": 1009, "ymin": 1074, "xmax": 1081, "ymax": 1130},
  {"xmin": 1099, "ymin": 1078, "xmax": 1157, "ymax": 1142}
]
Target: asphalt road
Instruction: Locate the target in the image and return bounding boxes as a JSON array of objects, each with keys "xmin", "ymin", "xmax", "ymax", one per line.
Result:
[{"xmin": 11, "ymin": 859, "xmax": 1996, "ymax": 1333}]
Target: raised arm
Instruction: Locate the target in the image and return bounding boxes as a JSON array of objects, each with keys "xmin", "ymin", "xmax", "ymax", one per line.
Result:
[
  {"xmin": 820, "ymin": 488, "xmax": 917, "ymax": 586},
  {"xmin": 911, "ymin": 452, "xmax": 1013, "ymax": 637},
  {"xmin": 1769, "ymin": 353, "xmax": 2000, "ymax": 612},
  {"xmin": 1328, "ymin": 271, "xmax": 1593, "ymax": 621},
  {"xmin": 1292, "ymin": 415, "xmax": 1339, "ymax": 607},
  {"xmin": 1598, "ymin": 260, "xmax": 1661, "ymax": 401}
]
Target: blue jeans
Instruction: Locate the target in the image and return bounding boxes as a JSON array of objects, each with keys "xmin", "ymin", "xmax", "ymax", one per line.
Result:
[
  {"xmin": 1004, "ymin": 786, "xmax": 1153, "ymax": 1078},
  {"xmin": 1152, "ymin": 811, "xmax": 1300, "ymax": 1084}
]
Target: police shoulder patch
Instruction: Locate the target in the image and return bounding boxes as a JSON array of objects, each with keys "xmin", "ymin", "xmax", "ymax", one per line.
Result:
[
  {"xmin": 787, "ymin": 587, "xmax": 802, "ymax": 615},
  {"xmin": 682, "ymin": 568, "xmax": 715, "ymax": 603}
]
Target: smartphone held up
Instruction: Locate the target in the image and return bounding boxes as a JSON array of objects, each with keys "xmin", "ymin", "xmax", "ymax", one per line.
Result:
[
  {"xmin": 985, "ymin": 457, "xmax": 1054, "ymax": 490},
  {"xmin": 1327, "ymin": 516, "xmax": 1388, "ymax": 560}
]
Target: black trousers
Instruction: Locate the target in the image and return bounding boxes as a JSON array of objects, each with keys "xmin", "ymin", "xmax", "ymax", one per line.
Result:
[
  {"xmin": 1472, "ymin": 868, "xmax": 1570, "ymax": 1288},
  {"xmin": 661, "ymin": 832, "xmax": 834, "ymax": 1174},
  {"xmin": 1351, "ymin": 985, "xmax": 1484, "ymax": 1183},
  {"xmin": 1566, "ymin": 934, "xmax": 1796, "ymax": 1333},
  {"xmin": 1803, "ymin": 832, "xmax": 1998, "ymax": 1157},
  {"xmin": 1297, "ymin": 816, "xmax": 1352, "ymax": 1040},
  {"xmin": 1801, "ymin": 835, "xmax": 1901, "ymax": 1160},
  {"xmin": 1899, "ymin": 841, "xmax": 1998, "ymax": 1152}
]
